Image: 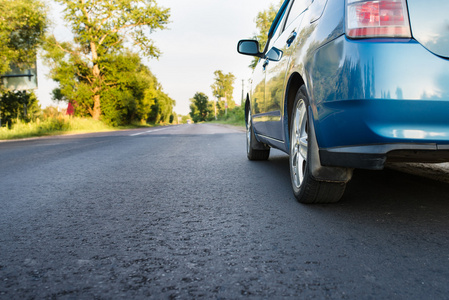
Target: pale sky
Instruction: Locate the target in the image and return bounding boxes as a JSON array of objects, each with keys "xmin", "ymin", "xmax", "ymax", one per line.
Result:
[{"xmin": 36, "ymin": 0, "xmax": 276, "ymax": 116}]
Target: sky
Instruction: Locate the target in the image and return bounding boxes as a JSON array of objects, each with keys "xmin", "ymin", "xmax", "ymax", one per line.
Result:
[{"xmin": 36, "ymin": 0, "xmax": 277, "ymax": 116}]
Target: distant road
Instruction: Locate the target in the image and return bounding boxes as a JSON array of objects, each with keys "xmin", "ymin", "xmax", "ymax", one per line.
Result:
[{"xmin": 1, "ymin": 123, "xmax": 449, "ymax": 299}]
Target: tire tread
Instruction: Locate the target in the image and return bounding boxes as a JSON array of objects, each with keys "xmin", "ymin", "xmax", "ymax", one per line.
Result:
[{"xmin": 299, "ymin": 176, "xmax": 346, "ymax": 204}]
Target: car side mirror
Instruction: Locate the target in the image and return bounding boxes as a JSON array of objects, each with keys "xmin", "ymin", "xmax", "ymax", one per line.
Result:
[
  {"xmin": 237, "ymin": 40, "xmax": 263, "ymax": 58},
  {"xmin": 265, "ymin": 47, "xmax": 283, "ymax": 62}
]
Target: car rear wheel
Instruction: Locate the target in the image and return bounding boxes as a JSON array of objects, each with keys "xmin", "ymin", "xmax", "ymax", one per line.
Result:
[
  {"xmin": 246, "ymin": 109, "xmax": 270, "ymax": 160},
  {"xmin": 289, "ymin": 87, "xmax": 346, "ymax": 203}
]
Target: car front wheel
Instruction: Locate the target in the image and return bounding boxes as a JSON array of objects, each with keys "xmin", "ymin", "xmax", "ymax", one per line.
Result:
[{"xmin": 246, "ymin": 109, "xmax": 270, "ymax": 161}]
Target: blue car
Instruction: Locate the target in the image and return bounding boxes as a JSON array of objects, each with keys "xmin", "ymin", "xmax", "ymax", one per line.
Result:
[{"xmin": 238, "ymin": 0, "xmax": 449, "ymax": 203}]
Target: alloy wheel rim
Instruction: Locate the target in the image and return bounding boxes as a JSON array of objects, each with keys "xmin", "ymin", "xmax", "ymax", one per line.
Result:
[{"xmin": 291, "ymin": 99, "xmax": 308, "ymax": 189}]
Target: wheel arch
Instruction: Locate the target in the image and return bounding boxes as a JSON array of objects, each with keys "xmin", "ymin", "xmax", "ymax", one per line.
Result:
[
  {"xmin": 285, "ymin": 73, "xmax": 353, "ymax": 183},
  {"xmin": 284, "ymin": 72, "xmax": 305, "ymax": 150}
]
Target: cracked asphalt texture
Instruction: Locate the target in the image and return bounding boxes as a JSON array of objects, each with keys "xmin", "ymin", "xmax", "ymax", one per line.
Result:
[{"xmin": 1, "ymin": 124, "xmax": 449, "ymax": 299}]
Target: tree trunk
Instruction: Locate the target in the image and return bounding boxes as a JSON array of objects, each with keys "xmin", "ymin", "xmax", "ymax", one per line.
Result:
[
  {"xmin": 92, "ymin": 94, "xmax": 101, "ymax": 120},
  {"xmin": 91, "ymin": 42, "xmax": 101, "ymax": 120}
]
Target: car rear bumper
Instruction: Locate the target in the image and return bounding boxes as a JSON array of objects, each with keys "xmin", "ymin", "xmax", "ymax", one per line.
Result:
[
  {"xmin": 320, "ymin": 144, "xmax": 449, "ymax": 170},
  {"xmin": 309, "ymin": 36, "xmax": 449, "ymax": 168}
]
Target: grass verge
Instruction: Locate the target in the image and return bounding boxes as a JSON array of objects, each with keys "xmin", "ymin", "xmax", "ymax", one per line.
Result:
[
  {"xmin": 208, "ymin": 107, "xmax": 245, "ymax": 127},
  {"xmin": 0, "ymin": 117, "xmax": 118, "ymax": 140},
  {"xmin": 209, "ymin": 118, "xmax": 245, "ymax": 127}
]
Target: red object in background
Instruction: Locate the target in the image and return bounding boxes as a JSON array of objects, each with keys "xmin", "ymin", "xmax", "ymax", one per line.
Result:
[{"xmin": 67, "ymin": 102, "xmax": 75, "ymax": 115}]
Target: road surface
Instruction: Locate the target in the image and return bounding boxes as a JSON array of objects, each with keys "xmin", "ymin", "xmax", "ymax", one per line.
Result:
[{"xmin": 1, "ymin": 124, "xmax": 449, "ymax": 299}]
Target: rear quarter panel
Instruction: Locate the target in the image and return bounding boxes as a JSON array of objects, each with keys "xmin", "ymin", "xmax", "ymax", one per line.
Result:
[{"xmin": 280, "ymin": 0, "xmax": 345, "ymax": 147}]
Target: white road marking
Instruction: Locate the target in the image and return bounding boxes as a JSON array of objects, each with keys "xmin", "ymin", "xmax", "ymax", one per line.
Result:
[{"xmin": 130, "ymin": 127, "xmax": 170, "ymax": 136}]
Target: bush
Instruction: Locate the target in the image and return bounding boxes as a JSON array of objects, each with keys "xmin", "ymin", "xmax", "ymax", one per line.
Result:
[
  {"xmin": 0, "ymin": 91, "xmax": 41, "ymax": 127},
  {"xmin": 0, "ymin": 116, "xmax": 113, "ymax": 140},
  {"xmin": 214, "ymin": 106, "xmax": 245, "ymax": 126}
]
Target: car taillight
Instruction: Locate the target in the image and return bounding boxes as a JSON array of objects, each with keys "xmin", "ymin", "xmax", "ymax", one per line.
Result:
[{"xmin": 346, "ymin": 0, "xmax": 411, "ymax": 38}]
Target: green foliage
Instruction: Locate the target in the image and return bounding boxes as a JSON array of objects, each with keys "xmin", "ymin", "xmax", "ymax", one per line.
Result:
[
  {"xmin": 249, "ymin": 1, "xmax": 282, "ymax": 69},
  {"xmin": 101, "ymin": 52, "xmax": 175, "ymax": 126},
  {"xmin": 211, "ymin": 106, "xmax": 245, "ymax": 127},
  {"xmin": 189, "ymin": 92, "xmax": 212, "ymax": 123},
  {"xmin": 43, "ymin": 0, "xmax": 170, "ymax": 121},
  {"xmin": 180, "ymin": 115, "xmax": 190, "ymax": 124},
  {"xmin": 100, "ymin": 51, "xmax": 164, "ymax": 126},
  {"xmin": 0, "ymin": 0, "xmax": 48, "ymax": 75},
  {"xmin": 43, "ymin": 35, "xmax": 94, "ymax": 112},
  {"xmin": 148, "ymin": 91, "xmax": 176, "ymax": 125},
  {"xmin": 169, "ymin": 113, "xmax": 176, "ymax": 124},
  {"xmin": 0, "ymin": 91, "xmax": 40, "ymax": 128},
  {"xmin": 56, "ymin": 0, "xmax": 170, "ymax": 58},
  {"xmin": 211, "ymin": 70, "xmax": 236, "ymax": 116},
  {"xmin": 43, "ymin": 45, "xmax": 175, "ymax": 126},
  {"xmin": 0, "ymin": 115, "xmax": 114, "ymax": 140}
]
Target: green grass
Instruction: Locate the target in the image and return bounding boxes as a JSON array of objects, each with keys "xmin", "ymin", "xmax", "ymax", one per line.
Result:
[
  {"xmin": 209, "ymin": 118, "xmax": 245, "ymax": 127},
  {"xmin": 209, "ymin": 107, "xmax": 245, "ymax": 127},
  {"xmin": 0, "ymin": 117, "xmax": 116, "ymax": 140}
]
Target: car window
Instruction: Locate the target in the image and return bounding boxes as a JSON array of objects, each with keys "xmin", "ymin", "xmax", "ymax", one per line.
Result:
[
  {"xmin": 264, "ymin": 0, "xmax": 292, "ymax": 52},
  {"xmin": 285, "ymin": 0, "xmax": 312, "ymax": 29},
  {"xmin": 268, "ymin": 0, "xmax": 291, "ymax": 40}
]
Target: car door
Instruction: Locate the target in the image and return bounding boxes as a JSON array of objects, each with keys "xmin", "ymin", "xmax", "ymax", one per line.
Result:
[
  {"xmin": 250, "ymin": 59, "xmax": 267, "ymax": 134},
  {"xmin": 251, "ymin": 0, "xmax": 291, "ymax": 138},
  {"xmin": 263, "ymin": 0, "xmax": 312, "ymax": 141}
]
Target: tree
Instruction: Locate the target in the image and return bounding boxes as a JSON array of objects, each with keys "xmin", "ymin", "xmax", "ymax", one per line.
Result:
[
  {"xmin": 189, "ymin": 92, "xmax": 211, "ymax": 123},
  {"xmin": 180, "ymin": 115, "xmax": 190, "ymax": 124},
  {"xmin": 147, "ymin": 89, "xmax": 176, "ymax": 124},
  {"xmin": 0, "ymin": 0, "xmax": 48, "ymax": 76},
  {"xmin": 0, "ymin": 91, "xmax": 40, "ymax": 127},
  {"xmin": 211, "ymin": 70, "xmax": 236, "ymax": 116},
  {"xmin": 0, "ymin": 0, "xmax": 46, "ymax": 127},
  {"xmin": 249, "ymin": 1, "xmax": 282, "ymax": 69},
  {"xmin": 48, "ymin": 48, "xmax": 175, "ymax": 126},
  {"xmin": 100, "ymin": 51, "xmax": 161, "ymax": 125},
  {"xmin": 44, "ymin": 0, "xmax": 170, "ymax": 120}
]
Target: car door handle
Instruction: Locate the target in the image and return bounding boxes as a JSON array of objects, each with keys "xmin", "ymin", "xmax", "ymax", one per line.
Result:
[
  {"xmin": 287, "ymin": 31, "xmax": 297, "ymax": 47},
  {"xmin": 263, "ymin": 59, "xmax": 269, "ymax": 70}
]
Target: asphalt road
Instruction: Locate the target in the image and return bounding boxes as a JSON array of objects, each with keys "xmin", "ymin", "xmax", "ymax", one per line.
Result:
[{"xmin": 1, "ymin": 124, "xmax": 449, "ymax": 299}]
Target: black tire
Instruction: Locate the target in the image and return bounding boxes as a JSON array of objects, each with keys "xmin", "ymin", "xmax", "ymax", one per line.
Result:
[
  {"xmin": 289, "ymin": 86, "xmax": 346, "ymax": 203},
  {"xmin": 246, "ymin": 109, "xmax": 270, "ymax": 161}
]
